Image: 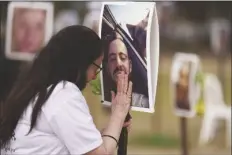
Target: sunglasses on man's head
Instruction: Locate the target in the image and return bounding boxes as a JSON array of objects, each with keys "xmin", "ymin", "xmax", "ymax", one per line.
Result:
[{"xmin": 92, "ymin": 62, "xmax": 103, "ymax": 75}]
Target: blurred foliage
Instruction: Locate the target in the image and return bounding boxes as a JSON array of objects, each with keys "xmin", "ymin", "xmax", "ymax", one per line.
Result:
[
  {"xmin": 194, "ymin": 71, "xmax": 205, "ymax": 117},
  {"xmin": 195, "ymin": 97, "xmax": 205, "ymax": 117},
  {"xmin": 129, "ymin": 133, "xmax": 180, "ymax": 148},
  {"xmin": 195, "ymin": 71, "xmax": 204, "ymax": 88},
  {"xmin": 89, "ymin": 74, "xmax": 102, "ymax": 95}
]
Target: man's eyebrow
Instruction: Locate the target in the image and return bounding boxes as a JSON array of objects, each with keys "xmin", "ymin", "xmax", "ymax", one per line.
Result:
[
  {"xmin": 119, "ymin": 52, "xmax": 127, "ymax": 56},
  {"xmin": 109, "ymin": 52, "xmax": 128, "ymax": 57},
  {"xmin": 108, "ymin": 53, "xmax": 116, "ymax": 57}
]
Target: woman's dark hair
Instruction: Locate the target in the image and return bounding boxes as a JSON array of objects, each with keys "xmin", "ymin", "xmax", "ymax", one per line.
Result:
[{"xmin": 0, "ymin": 25, "xmax": 103, "ymax": 148}]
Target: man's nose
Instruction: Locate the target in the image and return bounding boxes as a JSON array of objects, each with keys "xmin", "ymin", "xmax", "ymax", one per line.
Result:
[
  {"xmin": 116, "ymin": 56, "xmax": 122, "ymax": 66},
  {"xmin": 25, "ymin": 28, "xmax": 35, "ymax": 39}
]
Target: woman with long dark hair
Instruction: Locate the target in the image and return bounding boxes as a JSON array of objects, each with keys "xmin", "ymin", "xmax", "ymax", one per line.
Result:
[{"xmin": 0, "ymin": 25, "xmax": 132, "ymax": 155}]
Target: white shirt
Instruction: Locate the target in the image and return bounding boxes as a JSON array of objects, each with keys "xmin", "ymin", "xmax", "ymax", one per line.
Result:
[{"xmin": 1, "ymin": 81, "xmax": 103, "ymax": 155}]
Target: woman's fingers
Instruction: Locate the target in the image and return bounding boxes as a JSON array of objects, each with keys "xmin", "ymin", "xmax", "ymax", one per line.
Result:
[
  {"xmin": 123, "ymin": 73, "xmax": 128, "ymax": 94},
  {"xmin": 117, "ymin": 73, "xmax": 124, "ymax": 95},
  {"xmin": 127, "ymin": 81, "xmax": 133, "ymax": 97},
  {"xmin": 111, "ymin": 91, "xmax": 115, "ymax": 101},
  {"xmin": 121, "ymin": 73, "xmax": 125, "ymax": 94},
  {"xmin": 112, "ymin": 73, "xmax": 132, "ymax": 117}
]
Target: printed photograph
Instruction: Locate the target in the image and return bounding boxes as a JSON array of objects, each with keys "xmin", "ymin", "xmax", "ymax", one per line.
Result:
[
  {"xmin": 99, "ymin": 2, "xmax": 156, "ymax": 113},
  {"xmin": 5, "ymin": 2, "xmax": 54, "ymax": 61},
  {"xmin": 175, "ymin": 61, "xmax": 192, "ymax": 110},
  {"xmin": 171, "ymin": 53, "xmax": 201, "ymax": 117}
]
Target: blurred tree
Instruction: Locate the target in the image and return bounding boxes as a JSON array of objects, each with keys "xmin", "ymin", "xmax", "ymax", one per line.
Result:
[
  {"xmin": 175, "ymin": 1, "xmax": 232, "ymax": 22},
  {"xmin": 53, "ymin": 1, "xmax": 88, "ymax": 24},
  {"xmin": 194, "ymin": 71, "xmax": 205, "ymax": 116}
]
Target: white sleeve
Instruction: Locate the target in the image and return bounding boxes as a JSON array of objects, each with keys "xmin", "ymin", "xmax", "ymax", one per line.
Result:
[{"xmin": 46, "ymin": 87, "xmax": 103, "ymax": 155}]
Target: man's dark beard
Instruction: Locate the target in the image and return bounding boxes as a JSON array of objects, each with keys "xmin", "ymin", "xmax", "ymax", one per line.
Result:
[{"xmin": 113, "ymin": 66, "xmax": 128, "ymax": 77}]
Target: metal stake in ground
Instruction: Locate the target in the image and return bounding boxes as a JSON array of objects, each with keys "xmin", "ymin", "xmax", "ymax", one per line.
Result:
[
  {"xmin": 117, "ymin": 113, "xmax": 131, "ymax": 155},
  {"xmin": 180, "ymin": 117, "xmax": 188, "ymax": 155}
]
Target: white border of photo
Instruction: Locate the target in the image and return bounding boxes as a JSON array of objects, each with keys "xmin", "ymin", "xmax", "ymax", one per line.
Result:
[
  {"xmin": 170, "ymin": 52, "xmax": 201, "ymax": 117},
  {"xmin": 98, "ymin": 1, "xmax": 159, "ymax": 113},
  {"xmin": 5, "ymin": 2, "xmax": 54, "ymax": 61}
]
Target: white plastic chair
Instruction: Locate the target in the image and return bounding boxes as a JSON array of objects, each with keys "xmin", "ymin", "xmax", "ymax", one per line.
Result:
[{"xmin": 199, "ymin": 73, "xmax": 231, "ymax": 147}]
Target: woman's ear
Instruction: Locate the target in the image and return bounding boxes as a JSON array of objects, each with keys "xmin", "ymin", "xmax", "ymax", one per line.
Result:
[{"xmin": 129, "ymin": 60, "xmax": 132, "ymax": 73}]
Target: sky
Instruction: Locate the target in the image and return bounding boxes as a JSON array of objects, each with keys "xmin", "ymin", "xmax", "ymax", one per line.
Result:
[{"xmin": 107, "ymin": 2, "xmax": 154, "ymax": 26}]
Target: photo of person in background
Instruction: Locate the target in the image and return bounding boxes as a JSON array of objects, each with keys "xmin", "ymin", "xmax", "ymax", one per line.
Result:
[
  {"xmin": 175, "ymin": 61, "xmax": 192, "ymax": 110},
  {"xmin": 5, "ymin": 2, "xmax": 54, "ymax": 61},
  {"xmin": 11, "ymin": 8, "xmax": 46, "ymax": 53},
  {"xmin": 102, "ymin": 30, "xmax": 149, "ymax": 108}
]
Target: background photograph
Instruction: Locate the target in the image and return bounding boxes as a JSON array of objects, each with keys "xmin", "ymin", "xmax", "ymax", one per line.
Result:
[
  {"xmin": 5, "ymin": 2, "xmax": 54, "ymax": 61},
  {"xmin": 171, "ymin": 53, "xmax": 201, "ymax": 117}
]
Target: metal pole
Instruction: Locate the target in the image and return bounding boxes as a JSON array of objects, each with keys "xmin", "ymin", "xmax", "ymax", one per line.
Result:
[
  {"xmin": 180, "ymin": 117, "xmax": 188, "ymax": 155},
  {"xmin": 117, "ymin": 113, "xmax": 131, "ymax": 155}
]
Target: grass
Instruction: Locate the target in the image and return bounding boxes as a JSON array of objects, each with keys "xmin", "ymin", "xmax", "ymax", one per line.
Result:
[
  {"xmin": 224, "ymin": 76, "xmax": 231, "ymax": 105},
  {"xmin": 129, "ymin": 133, "xmax": 180, "ymax": 148}
]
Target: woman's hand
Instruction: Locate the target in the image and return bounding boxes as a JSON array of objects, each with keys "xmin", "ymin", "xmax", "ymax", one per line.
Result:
[
  {"xmin": 110, "ymin": 73, "xmax": 133, "ymax": 118},
  {"xmin": 97, "ymin": 73, "xmax": 133, "ymax": 155}
]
